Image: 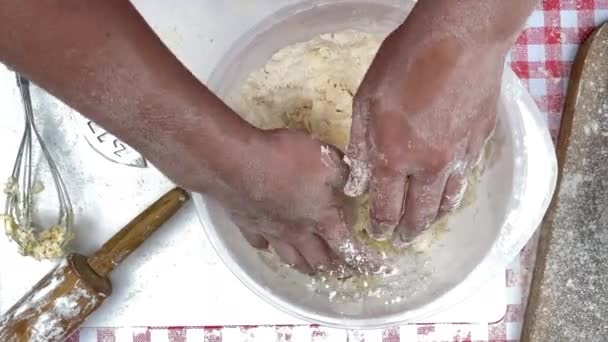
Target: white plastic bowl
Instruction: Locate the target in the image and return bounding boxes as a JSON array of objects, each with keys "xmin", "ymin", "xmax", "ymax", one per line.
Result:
[{"xmin": 193, "ymin": 0, "xmax": 557, "ymax": 328}]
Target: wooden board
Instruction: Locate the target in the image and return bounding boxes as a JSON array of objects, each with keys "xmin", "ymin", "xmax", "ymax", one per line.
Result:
[{"xmin": 522, "ymin": 22, "xmax": 608, "ymax": 341}]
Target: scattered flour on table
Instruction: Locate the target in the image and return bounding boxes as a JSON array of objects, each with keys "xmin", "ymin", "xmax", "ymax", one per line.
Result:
[{"xmin": 233, "ymin": 30, "xmax": 483, "ymax": 304}]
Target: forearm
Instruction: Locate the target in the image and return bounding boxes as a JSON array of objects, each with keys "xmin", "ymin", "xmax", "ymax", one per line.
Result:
[
  {"xmin": 400, "ymin": 0, "xmax": 537, "ymax": 47},
  {"xmin": 0, "ymin": 0, "xmax": 261, "ymax": 190}
]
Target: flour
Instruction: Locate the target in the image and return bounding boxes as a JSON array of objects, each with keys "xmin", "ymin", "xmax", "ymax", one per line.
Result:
[
  {"xmin": 5, "ymin": 279, "xmax": 97, "ymax": 341},
  {"xmin": 560, "ymin": 172, "xmax": 594, "ymax": 199},
  {"xmin": 343, "ymin": 157, "xmax": 371, "ymax": 197},
  {"xmin": 583, "ymin": 120, "xmax": 600, "ymax": 135}
]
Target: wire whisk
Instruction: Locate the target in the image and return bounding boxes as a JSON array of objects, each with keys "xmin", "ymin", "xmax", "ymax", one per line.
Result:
[{"xmin": 3, "ymin": 74, "xmax": 74, "ymax": 259}]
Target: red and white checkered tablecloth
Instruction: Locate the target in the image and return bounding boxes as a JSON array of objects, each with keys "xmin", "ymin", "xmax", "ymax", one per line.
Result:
[{"xmin": 72, "ymin": 1, "xmax": 608, "ymax": 341}]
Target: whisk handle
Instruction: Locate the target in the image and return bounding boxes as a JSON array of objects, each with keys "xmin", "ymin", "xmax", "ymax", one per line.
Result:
[
  {"xmin": 88, "ymin": 187, "xmax": 189, "ymax": 276},
  {"xmin": 16, "ymin": 74, "xmax": 29, "ymax": 87}
]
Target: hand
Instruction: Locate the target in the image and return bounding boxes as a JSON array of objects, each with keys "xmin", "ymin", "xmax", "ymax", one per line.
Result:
[
  {"xmin": 180, "ymin": 128, "xmax": 379, "ymax": 274},
  {"xmin": 345, "ymin": 26, "xmax": 506, "ymax": 247}
]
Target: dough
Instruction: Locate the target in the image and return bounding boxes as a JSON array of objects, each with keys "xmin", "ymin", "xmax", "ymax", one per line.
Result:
[
  {"xmin": 3, "ymin": 177, "xmax": 70, "ymax": 260},
  {"xmin": 234, "ymin": 30, "xmax": 382, "ymax": 151}
]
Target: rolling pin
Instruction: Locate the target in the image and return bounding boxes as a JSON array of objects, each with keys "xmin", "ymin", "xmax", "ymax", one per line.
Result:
[
  {"xmin": 0, "ymin": 187, "xmax": 189, "ymax": 342},
  {"xmin": 521, "ymin": 23, "xmax": 608, "ymax": 340}
]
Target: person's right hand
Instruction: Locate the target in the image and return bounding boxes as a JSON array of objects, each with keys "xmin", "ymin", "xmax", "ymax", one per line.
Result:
[
  {"xmin": 344, "ymin": 17, "xmax": 506, "ymax": 247},
  {"xmin": 174, "ymin": 128, "xmax": 381, "ymax": 275}
]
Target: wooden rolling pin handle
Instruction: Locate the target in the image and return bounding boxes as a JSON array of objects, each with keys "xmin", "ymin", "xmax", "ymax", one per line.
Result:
[{"xmin": 87, "ymin": 187, "xmax": 189, "ymax": 277}]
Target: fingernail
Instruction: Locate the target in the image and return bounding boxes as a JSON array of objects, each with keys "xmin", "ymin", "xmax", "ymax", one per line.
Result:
[
  {"xmin": 443, "ymin": 194, "xmax": 465, "ymax": 212},
  {"xmin": 321, "ymin": 145, "xmax": 343, "ymax": 168},
  {"xmin": 393, "ymin": 231, "xmax": 415, "ymax": 249},
  {"xmin": 367, "ymin": 231, "xmax": 390, "ymax": 241},
  {"xmin": 366, "ymin": 222, "xmax": 393, "ymax": 241}
]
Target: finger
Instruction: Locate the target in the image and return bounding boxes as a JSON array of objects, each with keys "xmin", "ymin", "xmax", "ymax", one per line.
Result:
[
  {"xmin": 469, "ymin": 98, "xmax": 498, "ymax": 166},
  {"xmin": 484, "ymin": 112, "xmax": 498, "ymax": 138},
  {"xmin": 231, "ymin": 214, "xmax": 269, "ymax": 249},
  {"xmin": 318, "ymin": 210, "xmax": 391, "ymax": 275},
  {"xmin": 394, "ymin": 171, "xmax": 449, "ymax": 247},
  {"xmin": 293, "ymin": 232, "xmax": 335, "ymax": 272},
  {"xmin": 266, "ymin": 236, "xmax": 313, "ymax": 274},
  {"xmin": 344, "ymin": 99, "xmax": 371, "ymax": 197},
  {"xmin": 368, "ymin": 167, "xmax": 407, "ymax": 241},
  {"xmin": 240, "ymin": 230, "xmax": 269, "ymax": 250},
  {"xmin": 437, "ymin": 170, "xmax": 468, "ymax": 219},
  {"xmin": 466, "ymin": 132, "xmax": 490, "ymax": 169},
  {"xmin": 320, "ymin": 144, "xmax": 350, "ymax": 190}
]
